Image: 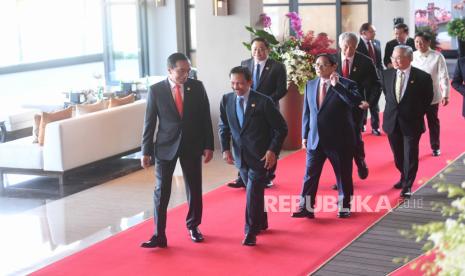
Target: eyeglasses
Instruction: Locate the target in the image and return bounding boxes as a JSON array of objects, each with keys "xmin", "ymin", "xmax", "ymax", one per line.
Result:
[
  {"xmin": 313, "ymin": 63, "xmax": 331, "ymax": 69},
  {"xmin": 390, "ymin": 56, "xmax": 403, "ymax": 61}
]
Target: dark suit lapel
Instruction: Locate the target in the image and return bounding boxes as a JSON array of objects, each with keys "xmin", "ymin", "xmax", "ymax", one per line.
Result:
[
  {"xmin": 349, "ymin": 54, "xmax": 360, "ymax": 79},
  {"xmin": 336, "ymin": 53, "xmax": 343, "ymax": 75},
  {"xmin": 241, "ymin": 91, "xmax": 257, "ymax": 132},
  {"xmin": 389, "ymin": 70, "xmax": 397, "ymax": 103},
  {"xmin": 257, "ymin": 59, "xmax": 272, "ymax": 88},
  {"xmin": 182, "ymin": 80, "xmax": 193, "ymax": 119},
  {"xmin": 163, "ymin": 79, "xmax": 181, "ymax": 120}
]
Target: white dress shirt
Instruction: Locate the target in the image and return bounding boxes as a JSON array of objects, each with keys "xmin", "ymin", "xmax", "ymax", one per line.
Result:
[
  {"xmin": 396, "ymin": 66, "xmax": 411, "ymax": 101},
  {"xmin": 412, "ymin": 49, "xmax": 450, "ymax": 105}
]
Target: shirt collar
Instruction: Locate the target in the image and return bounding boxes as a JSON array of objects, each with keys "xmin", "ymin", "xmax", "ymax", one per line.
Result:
[
  {"xmin": 397, "ymin": 65, "xmax": 412, "ymax": 75},
  {"xmin": 341, "ymin": 54, "xmax": 354, "ymax": 62},
  {"xmin": 237, "ymin": 89, "xmax": 251, "ymax": 101},
  {"xmin": 254, "ymin": 58, "xmax": 268, "ymax": 67},
  {"xmin": 168, "ymin": 78, "xmax": 183, "ymax": 89}
]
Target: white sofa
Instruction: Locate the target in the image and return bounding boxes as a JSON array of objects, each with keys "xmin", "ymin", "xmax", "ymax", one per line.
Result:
[{"xmin": 0, "ymin": 100, "xmax": 147, "ymax": 195}]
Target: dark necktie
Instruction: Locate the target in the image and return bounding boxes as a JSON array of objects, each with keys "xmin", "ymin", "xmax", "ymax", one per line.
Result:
[
  {"xmin": 253, "ymin": 63, "xmax": 260, "ymax": 90},
  {"xmin": 318, "ymin": 81, "xmax": 327, "ymax": 109},
  {"xmin": 368, "ymin": 41, "xmax": 376, "ymax": 62},
  {"xmin": 236, "ymin": 96, "xmax": 245, "ymax": 127}
]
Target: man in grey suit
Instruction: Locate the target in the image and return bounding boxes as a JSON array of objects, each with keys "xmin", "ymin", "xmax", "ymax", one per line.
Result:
[
  {"xmin": 140, "ymin": 53, "xmax": 214, "ymax": 248},
  {"xmin": 219, "ymin": 66, "xmax": 287, "ymax": 246}
]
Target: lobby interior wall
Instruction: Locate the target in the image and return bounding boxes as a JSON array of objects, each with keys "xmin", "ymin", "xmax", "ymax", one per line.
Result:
[
  {"xmin": 195, "ymin": 0, "xmax": 262, "ymax": 148},
  {"xmin": 372, "ymin": 0, "xmax": 411, "ymax": 53}
]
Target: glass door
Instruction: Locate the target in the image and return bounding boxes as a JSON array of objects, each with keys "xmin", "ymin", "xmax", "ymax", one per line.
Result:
[{"xmin": 102, "ymin": 0, "xmax": 145, "ymax": 85}]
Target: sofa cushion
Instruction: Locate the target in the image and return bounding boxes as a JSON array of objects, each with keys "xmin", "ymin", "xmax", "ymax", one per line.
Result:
[
  {"xmin": 76, "ymin": 100, "xmax": 108, "ymax": 116},
  {"xmin": 38, "ymin": 107, "xmax": 73, "ymax": 146},
  {"xmin": 0, "ymin": 136, "xmax": 43, "ymax": 169},
  {"xmin": 108, "ymin": 94, "xmax": 135, "ymax": 108},
  {"xmin": 32, "ymin": 114, "xmax": 42, "ymax": 143}
]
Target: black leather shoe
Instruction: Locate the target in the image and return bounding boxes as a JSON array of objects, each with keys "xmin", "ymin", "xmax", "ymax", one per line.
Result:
[
  {"xmin": 265, "ymin": 181, "xmax": 274, "ymax": 188},
  {"xmin": 242, "ymin": 233, "xmax": 257, "ymax": 246},
  {"xmin": 331, "ymin": 184, "xmax": 338, "ymax": 190},
  {"xmin": 432, "ymin": 149, "xmax": 441, "ymax": 157},
  {"xmin": 400, "ymin": 188, "xmax": 412, "ymax": 198},
  {"xmin": 141, "ymin": 235, "xmax": 167, "ymax": 248},
  {"xmin": 189, "ymin": 227, "xmax": 204, "ymax": 242},
  {"xmin": 357, "ymin": 161, "xmax": 369, "ymax": 180},
  {"xmin": 337, "ymin": 211, "xmax": 351, "ymax": 218},
  {"xmin": 371, "ymin": 129, "xmax": 381, "ymax": 136},
  {"xmin": 393, "ymin": 181, "xmax": 403, "ymax": 189},
  {"xmin": 227, "ymin": 179, "xmax": 246, "ymax": 188},
  {"xmin": 291, "ymin": 209, "xmax": 315, "ymax": 219}
]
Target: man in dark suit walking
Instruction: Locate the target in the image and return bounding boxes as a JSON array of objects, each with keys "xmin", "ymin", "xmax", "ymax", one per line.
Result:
[
  {"xmin": 384, "ymin": 23, "xmax": 415, "ymax": 69},
  {"xmin": 219, "ymin": 66, "xmax": 287, "ymax": 246},
  {"xmin": 140, "ymin": 53, "xmax": 214, "ymax": 248},
  {"xmin": 451, "ymin": 57, "xmax": 465, "ymax": 118},
  {"xmin": 382, "ymin": 45, "xmax": 433, "ymax": 198},
  {"xmin": 357, "ymin": 23, "xmax": 383, "ymax": 135},
  {"xmin": 292, "ymin": 54, "xmax": 362, "ymax": 219},
  {"xmin": 227, "ymin": 37, "xmax": 287, "ymax": 189},
  {"xmin": 336, "ymin": 32, "xmax": 381, "ymax": 183}
]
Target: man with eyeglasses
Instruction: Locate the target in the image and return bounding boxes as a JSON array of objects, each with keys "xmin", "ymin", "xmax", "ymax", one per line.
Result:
[
  {"xmin": 336, "ymin": 32, "xmax": 381, "ymax": 187},
  {"xmin": 382, "ymin": 45, "xmax": 433, "ymax": 198},
  {"xmin": 140, "ymin": 53, "xmax": 214, "ymax": 248},
  {"xmin": 292, "ymin": 54, "xmax": 362, "ymax": 219},
  {"xmin": 356, "ymin": 23, "xmax": 383, "ymax": 136}
]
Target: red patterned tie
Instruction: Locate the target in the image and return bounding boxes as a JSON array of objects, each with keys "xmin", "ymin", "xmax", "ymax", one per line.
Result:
[
  {"xmin": 174, "ymin": 84, "xmax": 183, "ymax": 117},
  {"xmin": 342, "ymin": 59, "xmax": 350, "ymax": 78},
  {"xmin": 368, "ymin": 41, "xmax": 376, "ymax": 62}
]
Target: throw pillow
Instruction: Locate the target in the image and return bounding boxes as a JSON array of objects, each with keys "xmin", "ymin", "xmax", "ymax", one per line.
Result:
[
  {"xmin": 76, "ymin": 100, "xmax": 108, "ymax": 116},
  {"xmin": 108, "ymin": 94, "xmax": 135, "ymax": 108},
  {"xmin": 32, "ymin": 114, "xmax": 42, "ymax": 144},
  {"xmin": 38, "ymin": 107, "xmax": 73, "ymax": 146}
]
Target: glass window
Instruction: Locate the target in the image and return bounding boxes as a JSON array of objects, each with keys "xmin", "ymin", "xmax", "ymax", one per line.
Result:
[
  {"xmin": 263, "ymin": 6, "xmax": 290, "ymax": 40},
  {"xmin": 0, "ymin": 0, "xmax": 102, "ymax": 67},
  {"xmin": 300, "ymin": 5, "xmax": 337, "ymax": 44},
  {"xmin": 341, "ymin": 4, "xmax": 368, "ymax": 33},
  {"xmin": 263, "ymin": 0, "xmax": 290, "ymax": 4},
  {"xmin": 299, "ymin": 0, "xmax": 336, "ymax": 3}
]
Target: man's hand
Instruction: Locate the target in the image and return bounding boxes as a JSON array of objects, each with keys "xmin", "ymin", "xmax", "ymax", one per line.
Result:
[
  {"xmin": 330, "ymin": 72, "xmax": 339, "ymax": 86},
  {"xmin": 261, "ymin": 150, "xmax": 277, "ymax": 170},
  {"xmin": 302, "ymin": 139, "xmax": 307, "ymax": 149},
  {"xmin": 141, "ymin": 155, "xmax": 151, "ymax": 169},
  {"xmin": 222, "ymin": 150, "xmax": 235, "ymax": 165},
  {"xmin": 358, "ymin": 101, "xmax": 370, "ymax": 110},
  {"xmin": 441, "ymin": 97, "xmax": 449, "ymax": 106},
  {"xmin": 203, "ymin": 149, "xmax": 213, "ymax": 163}
]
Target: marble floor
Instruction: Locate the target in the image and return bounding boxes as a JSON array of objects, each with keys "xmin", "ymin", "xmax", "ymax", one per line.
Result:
[{"xmin": 0, "ymin": 151, "xmax": 294, "ymax": 276}]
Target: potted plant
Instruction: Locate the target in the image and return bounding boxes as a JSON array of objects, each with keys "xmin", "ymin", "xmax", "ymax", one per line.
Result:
[{"xmin": 447, "ymin": 3, "xmax": 465, "ymax": 56}]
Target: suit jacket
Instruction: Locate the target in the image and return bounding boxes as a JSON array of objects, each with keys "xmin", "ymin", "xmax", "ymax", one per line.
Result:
[
  {"xmin": 356, "ymin": 38, "xmax": 383, "ymax": 70},
  {"xmin": 451, "ymin": 57, "xmax": 465, "ymax": 117},
  {"xmin": 241, "ymin": 58, "xmax": 287, "ymax": 104},
  {"xmin": 336, "ymin": 52, "xmax": 381, "ymax": 123},
  {"xmin": 141, "ymin": 78, "xmax": 214, "ymax": 160},
  {"xmin": 384, "ymin": 37, "xmax": 416, "ymax": 67},
  {"xmin": 382, "ymin": 67, "xmax": 434, "ymax": 136},
  {"xmin": 302, "ymin": 77, "xmax": 362, "ymax": 151},
  {"xmin": 219, "ymin": 90, "xmax": 288, "ymax": 170}
]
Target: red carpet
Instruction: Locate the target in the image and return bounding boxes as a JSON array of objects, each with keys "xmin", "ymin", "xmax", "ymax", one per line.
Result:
[{"xmin": 32, "ymin": 90, "xmax": 465, "ymax": 276}]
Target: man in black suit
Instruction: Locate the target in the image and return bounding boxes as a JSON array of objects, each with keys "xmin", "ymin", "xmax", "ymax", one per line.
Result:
[
  {"xmin": 227, "ymin": 37, "xmax": 287, "ymax": 189},
  {"xmin": 219, "ymin": 66, "xmax": 287, "ymax": 246},
  {"xmin": 292, "ymin": 54, "xmax": 362, "ymax": 219},
  {"xmin": 357, "ymin": 23, "xmax": 383, "ymax": 135},
  {"xmin": 451, "ymin": 57, "xmax": 465, "ymax": 118},
  {"xmin": 384, "ymin": 23, "xmax": 415, "ymax": 69},
  {"xmin": 336, "ymin": 32, "xmax": 381, "ymax": 183},
  {"xmin": 382, "ymin": 45, "xmax": 433, "ymax": 198},
  {"xmin": 140, "ymin": 53, "xmax": 214, "ymax": 248}
]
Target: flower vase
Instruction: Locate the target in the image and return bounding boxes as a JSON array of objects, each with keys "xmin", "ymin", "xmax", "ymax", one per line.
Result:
[{"xmin": 280, "ymin": 82, "xmax": 304, "ymax": 150}]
